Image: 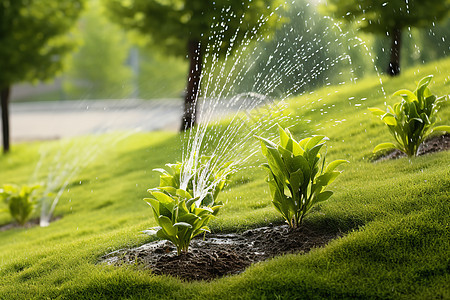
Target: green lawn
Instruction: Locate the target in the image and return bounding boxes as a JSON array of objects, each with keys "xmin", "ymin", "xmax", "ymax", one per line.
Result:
[{"xmin": 0, "ymin": 58, "xmax": 449, "ymax": 299}]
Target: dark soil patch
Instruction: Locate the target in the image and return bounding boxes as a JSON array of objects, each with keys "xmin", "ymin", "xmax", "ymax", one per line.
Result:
[
  {"xmin": 100, "ymin": 224, "xmax": 341, "ymax": 281},
  {"xmin": 372, "ymin": 133, "xmax": 449, "ymax": 162},
  {"xmin": 0, "ymin": 216, "xmax": 61, "ymax": 232}
]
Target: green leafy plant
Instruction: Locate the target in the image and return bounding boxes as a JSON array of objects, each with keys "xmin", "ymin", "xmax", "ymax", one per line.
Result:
[
  {"xmin": 0, "ymin": 184, "xmax": 41, "ymax": 226},
  {"xmin": 255, "ymin": 126, "xmax": 347, "ymax": 228},
  {"xmin": 369, "ymin": 75, "xmax": 449, "ymax": 157},
  {"xmin": 143, "ymin": 157, "xmax": 231, "ymax": 255}
]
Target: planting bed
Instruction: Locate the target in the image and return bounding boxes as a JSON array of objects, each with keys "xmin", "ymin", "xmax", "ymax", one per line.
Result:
[
  {"xmin": 101, "ymin": 224, "xmax": 341, "ymax": 281},
  {"xmin": 373, "ymin": 133, "xmax": 449, "ymax": 161}
]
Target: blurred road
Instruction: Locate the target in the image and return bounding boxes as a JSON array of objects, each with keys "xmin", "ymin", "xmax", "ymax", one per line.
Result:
[
  {"xmin": 10, "ymin": 99, "xmax": 183, "ymax": 142},
  {"xmin": 10, "ymin": 93, "xmax": 272, "ymax": 142}
]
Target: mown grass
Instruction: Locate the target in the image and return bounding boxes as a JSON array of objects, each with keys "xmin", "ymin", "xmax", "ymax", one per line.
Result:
[{"xmin": 0, "ymin": 58, "xmax": 449, "ymax": 299}]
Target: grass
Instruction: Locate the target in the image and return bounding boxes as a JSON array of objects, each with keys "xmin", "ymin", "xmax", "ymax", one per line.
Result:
[{"xmin": 0, "ymin": 58, "xmax": 449, "ymax": 299}]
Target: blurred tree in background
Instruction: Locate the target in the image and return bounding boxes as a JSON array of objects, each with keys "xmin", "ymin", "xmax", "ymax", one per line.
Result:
[
  {"xmin": 0, "ymin": 0, "xmax": 85, "ymax": 153},
  {"xmin": 325, "ymin": 0, "xmax": 449, "ymax": 76},
  {"xmin": 103, "ymin": 0, "xmax": 283, "ymax": 130},
  {"xmin": 136, "ymin": 48, "xmax": 187, "ymax": 99},
  {"xmin": 63, "ymin": 1, "xmax": 133, "ymax": 100},
  {"xmin": 373, "ymin": 18, "xmax": 450, "ymax": 73},
  {"xmin": 232, "ymin": 0, "xmax": 374, "ymax": 98}
]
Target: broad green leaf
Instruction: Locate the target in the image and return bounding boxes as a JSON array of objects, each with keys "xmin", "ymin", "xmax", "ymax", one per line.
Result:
[
  {"xmin": 289, "ymin": 169, "xmax": 303, "ymax": 194},
  {"xmin": 158, "ymin": 216, "xmax": 177, "ymax": 236},
  {"xmin": 292, "ymin": 139, "xmax": 304, "ymax": 156},
  {"xmin": 432, "ymin": 125, "xmax": 450, "ymax": 133},
  {"xmin": 315, "ymin": 191, "xmax": 333, "ymax": 203},
  {"xmin": 177, "ymin": 200, "xmax": 190, "ymax": 215},
  {"xmin": 373, "ymin": 142, "xmax": 397, "ymax": 153},
  {"xmin": 142, "ymin": 228, "xmax": 160, "ymax": 236},
  {"xmin": 325, "ymin": 159, "xmax": 349, "ymax": 173},
  {"xmin": 174, "ymin": 222, "xmax": 193, "ymax": 229},
  {"xmin": 149, "ymin": 191, "xmax": 174, "ymax": 205},
  {"xmin": 368, "ymin": 107, "xmax": 386, "ymax": 116},
  {"xmin": 156, "ymin": 228, "xmax": 171, "ymax": 241},
  {"xmin": 294, "ymin": 155, "xmax": 311, "ymax": 181},
  {"xmin": 305, "ymin": 135, "xmax": 326, "ymax": 150},
  {"xmin": 393, "ymin": 89, "xmax": 416, "ymax": 102},
  {"xmin": 201, "ymin": 193, "xmax": 214, "ymax": 207},
  {"xmin": 176, "ymin": 189, "xmax": 192, "ymax": 199},
  {"xmin": 307, "ymin": 144, "xmax": 324, "ymax": 168},
  {"xmin": 159, "ymin": 175, "xmax": 175, "ymax": 187},
  {"xmin": 382, "ymin": 115, "xmax": 397, "ymax": 126},
  {"xmin": 153, "ymin": 168, "xmax": 168, "ymax": 175},
  {"xmin": 278, "ymin": 124, "xmax": 291, "ymax": 149},
  {"xmin": 265, "ymin": 145, "xmax": 289, "ymax": 180},
  {"xmin": 157, "ymin": 186, "xmax": 177, "ymax": 195},
  {"xmin": 211, "ymin": 205, "xmax": 222, "ymax": 216},
  {"xmin": 417, "ymin": 75, "xmax": 433, "ymax": 93},
  {"xmin": 178, "ymin": 212, "xmax": 199, "ymax": 224},
  {"xmin": 315, "ymin": 171, "xmax": 340, "ymax": 187},
  {"xmin": 165, "ymin": 163, "xmax": 179, "ymax": 175},
  {"xmin": 144, "ymin": 198, "xmax": 160, "ymax": 215},
  {"xmin": 254, "ymin": 135, "xmax": 278, "ymax": 149},
  {"xmin": 193, "ymin": 226, "xmax": 211, "ymax": 237}
]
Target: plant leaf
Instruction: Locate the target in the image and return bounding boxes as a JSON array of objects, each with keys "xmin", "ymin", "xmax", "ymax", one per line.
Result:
[
  {"xmin": 158, "ymin": 215, "xmax": 177, "ymax": 236},
  {"xmin": 316, "ymin": 191, "xmax": 333, "ymax": 203},
  {"xmin": 368, "ymin": 107, "xmax": 386, "ymax": 116},
  {"xmin": 325, "ymin": 160, "xmax": 349, "ymax": 173},
  {"xmin": 382, "ymin": 115, "xmax": 397, "ymax": 126},
  {"xmin": 149, "ymin": 191, "xmax": 174, "ymax": 205},
  {"xmin": 373, "ymin": 142, "xmax": 397, "ymax": 153},
  {"xmin": 174, "ymin": 222, "xmax": 193, "ymax": 229},
  {"xmin": 432, "ymin": 125, "xmax": 450, "ymax": 133},
  {"xmin": 393, "ymin": 90, "xmax": 416, "ymax": 102}
]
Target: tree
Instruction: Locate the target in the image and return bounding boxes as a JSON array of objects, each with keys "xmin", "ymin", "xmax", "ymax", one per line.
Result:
[
  {"xmin": 63, "ymin": 0, "xmax": 133, "ymax": 100},
  {"xmin": 0, "ymin": 0, "xmax": 84, "ymax": 153},
  {"xmin": 325, "ymin": 0, "xmax": 449, "ymax": 76},
  {"xmin": 103, "ymin": 0, "xmax": 282, "ymax": 131},
  {"xmin": 136, "ymin": 46, "xmax": 187, "ymax": 99},
  {"xmin": 234, "ymin": 0, "xmax": 374, "ymax": 98}
]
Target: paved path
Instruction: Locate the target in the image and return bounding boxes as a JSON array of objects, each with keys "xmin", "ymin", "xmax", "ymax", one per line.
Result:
[
  {"xmin": 10, "ymin": 94, "xmax": 271, "ymax": 142},
  {"xmin": 11, "ymin": 99, "xmax": 183, "ymax": 142}
]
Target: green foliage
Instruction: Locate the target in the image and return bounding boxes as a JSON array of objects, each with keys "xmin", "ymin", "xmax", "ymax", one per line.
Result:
[
  {"xmin": 136, "ymin": 48, "xmax": 187, "ymax": 99},
  {"xmin": 103, "ymin": 0, "xmax": 283, "ymax": 58},
  {"xmin": 227, "ymin": 0, "xmax": 372, "ymax": 97},
  {"xmin": 369, "ymin": 75, "xmax": 449, "ymax": 157},
  {"xmin": 323, "ymin": 0, "xmax": 450, "ymax": 75},
  {"xmin": 0, "ymin": 0, "xmax": 85, "ymax": 88},
  {"xmin": 143, "ymin": 158, "xmax": 231, "ymax": 255},
  {"xmin": 0, "ymin": 184, "xmax": 41, "ymax": 226},
  {"xmin": 63, "ymin": 1, "xmax": 133, "ymax": 99},
  {"xmin": 0, "ymin": 59, "xmax": 449, "ymax": 299},
  {"xmin": 144, "ymin": 188, "xmax": 222, "ymax": 255},
  {"xmin": 255, "ymin": 126, "xmax": 347, "ymax": 228},
  {"xmin": 324, "ymin": 0, "xmax": 449, "ymax": 35}
]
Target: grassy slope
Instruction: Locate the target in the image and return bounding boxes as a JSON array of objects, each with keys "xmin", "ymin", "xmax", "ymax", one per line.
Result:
[{"xmin": 0, "ymin": 58, "xmax": 449, "ymax": 299}]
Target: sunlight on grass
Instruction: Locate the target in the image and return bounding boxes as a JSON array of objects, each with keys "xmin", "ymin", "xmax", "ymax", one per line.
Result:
[{"xmin": 0, "ymin": 59, "xmax": 449, "ymax": 299}]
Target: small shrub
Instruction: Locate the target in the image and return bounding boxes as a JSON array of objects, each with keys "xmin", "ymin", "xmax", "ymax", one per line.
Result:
[
  {"xmin": 369, "ymin": 75, "xmax": 449, "ymax": 157},
  {"xmin": 143, "ymin": 157, "xmax": 231, "ymax": 255},
  {"xmin": 0, "ymin": 184, "xmax": 41, "ymax": 226},
  {"xmin": 255, "ymin": 126, "xmax": 347, "ymax": 228}
]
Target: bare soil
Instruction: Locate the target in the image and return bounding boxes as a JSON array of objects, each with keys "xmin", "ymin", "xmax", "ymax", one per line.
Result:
[
  {"xmin": 100, "ymin": 224, "xmax": 341, "ymax": 281},
  {"xmin": 0, "ymin": 216, "xmax": 61, "ymax": 232},
  {"xmin": 372, "ymin": 133, "xmax": 449, "ymax": 162},
  {"xmin": 99, "ymin": 134, "xmax": 450, "ymax": 281}
]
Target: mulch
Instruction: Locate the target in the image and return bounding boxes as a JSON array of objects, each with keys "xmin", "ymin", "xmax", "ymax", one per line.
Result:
[
  {"xmin": 372, "ymin": 133, "xmax": 449, "ymax": 162},
  {"xmin": 100, "ymin": 224, "xmax": 341, "ymax": 281}
]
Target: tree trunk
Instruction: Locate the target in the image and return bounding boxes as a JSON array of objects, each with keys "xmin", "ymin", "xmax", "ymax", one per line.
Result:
[
  {"xmin": 180, "ymin": 39, "xmax": 203, "ymax": 131},
  {"xmin": 1, "ymin": 86, "xmax": 11, "ymax": 154},
  {"xmin": 387, "ymin": 27, "xmax": 402, "ymax": 76}
]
